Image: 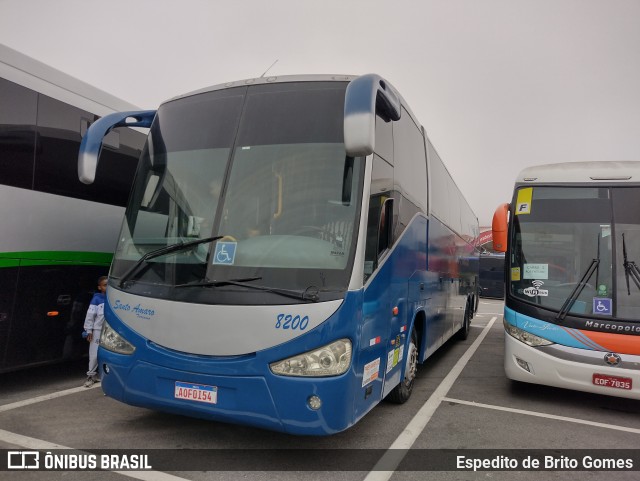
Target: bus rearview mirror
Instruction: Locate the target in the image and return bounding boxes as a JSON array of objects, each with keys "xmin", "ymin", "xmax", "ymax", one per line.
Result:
[
  {"xmin": 344, "ymin": 74, "xmax": 401, "ymax": 157},
  {"xmin": 492, "ymin": 203, "xmax": 510, "ymax": 252},
  {"xmin": 78, "ymin": 110, "xmax": 156, "ymax": 184}
]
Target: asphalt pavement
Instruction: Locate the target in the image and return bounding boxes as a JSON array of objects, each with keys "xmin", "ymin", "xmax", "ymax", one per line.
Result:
[{"xmin": 1, "ymin": 299, "xmax": 639, "ymax": 481}]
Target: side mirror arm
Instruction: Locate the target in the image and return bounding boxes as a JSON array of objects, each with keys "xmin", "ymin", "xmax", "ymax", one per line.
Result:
[{"xmin": 78, "ymin": 110, "xmax": 156, "ymax": 184}]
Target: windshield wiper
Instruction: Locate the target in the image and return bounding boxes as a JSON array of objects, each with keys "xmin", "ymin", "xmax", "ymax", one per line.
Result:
[
  {"xmin": 118, "ymin": 236, "xmax": 223, "ymax": 288},
  {"xmin": 622, "ymin": 233, "xmax": 640, "ymax": 295},
  {"xmin": 175, "ymin": 277, "xmax": 263, "ymax": 288},
  {"xmin": 557, "ymin": 258, "xmax": 600, "ymax": 321},
  {"xmin": 176, "ymin": 277, "xmax": 320, "ymax": 302},
  {"xmin": 557, "ymin": 233, "xmax": 601, "ymax": 321}
]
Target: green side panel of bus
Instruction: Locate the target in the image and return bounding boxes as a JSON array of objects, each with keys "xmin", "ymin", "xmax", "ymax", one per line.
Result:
[{"xmin": 0, "ymin": 251, "xmax": 113, "ymax": 268}]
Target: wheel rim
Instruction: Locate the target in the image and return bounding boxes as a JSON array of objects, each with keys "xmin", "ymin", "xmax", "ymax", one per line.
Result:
[{"xmin": 404, "ymin": 337, "xmax": 418, "ymax": 386}]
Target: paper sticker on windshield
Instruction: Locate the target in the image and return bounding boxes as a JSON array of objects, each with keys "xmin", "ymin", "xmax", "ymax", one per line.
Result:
[
  {"xmin": 601, "ymin": 225, "xmax": 611, "ymax": 238},
  {"xmin": 515, "ymin": 187, "xmax": 533, "ymax": 215},
  {"xmin": 511, "ymin": 267, "xmax": 521, "ymax": 281},
  {"xmin": 523, "ymin": 264, "xmax": 548, "ymax": 279},
  {"xmin": 212, "ymin": 242, "xmax": 237, "ymax": 265}
]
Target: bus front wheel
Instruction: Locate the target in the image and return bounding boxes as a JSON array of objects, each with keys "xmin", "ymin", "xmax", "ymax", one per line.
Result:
[{"xmin": 387, "ymin": 328, "xmax": 418, "ymax": 404}]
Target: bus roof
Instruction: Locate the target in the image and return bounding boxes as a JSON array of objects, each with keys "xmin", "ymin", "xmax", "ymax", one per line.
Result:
[
  {"xmin": 169, "ymin": 74, "xmax": 357, "ymax": 101},
  {"xmin": 166, "ymin": 73, "xmax": 424, "ymax": 133},
  {"xmin": 516, "ymin": 161, "xmax": 640, "ymax": 185},
  {"xmin": 0, "ymin": 43, "xmax": 140, "ymax": 116}
]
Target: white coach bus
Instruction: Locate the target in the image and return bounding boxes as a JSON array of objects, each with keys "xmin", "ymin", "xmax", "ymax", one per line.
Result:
[{"xmin": 493, "ymin": 161, "xmax": 640, "ymax": 399}]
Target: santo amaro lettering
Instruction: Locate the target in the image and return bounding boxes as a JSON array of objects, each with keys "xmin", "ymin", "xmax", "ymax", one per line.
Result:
[
  {"xmin": 585, "ymin": 320, "xmax": 640, "ymax": 334},
  {"xmin": 113, "ymin": 300, "xmax": 155, "ymax": 317}
]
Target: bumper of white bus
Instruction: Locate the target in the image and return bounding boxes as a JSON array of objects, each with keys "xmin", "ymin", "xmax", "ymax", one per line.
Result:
[{"xmin": 504, "ymin": 333, "xmax": 640, "ymax": 400}]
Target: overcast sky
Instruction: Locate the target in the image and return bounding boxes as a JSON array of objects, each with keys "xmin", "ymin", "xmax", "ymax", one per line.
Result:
[{"xmin": 1, "ymin": 0, "xmax": 639, "ymax": 226}]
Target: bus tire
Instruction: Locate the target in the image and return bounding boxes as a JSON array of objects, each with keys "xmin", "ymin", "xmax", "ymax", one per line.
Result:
[
  {"xmin": 456, "ymin": 302, "xmax": 471, "ymax": 340},
  {"xmin": 387, "ymin": 328, "xmax": 418, "ymax": 404}
]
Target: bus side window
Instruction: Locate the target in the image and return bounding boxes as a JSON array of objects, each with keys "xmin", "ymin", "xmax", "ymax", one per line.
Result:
[
  {"xmin": 378, "ymin": 197, "xmax": 393, "ymax": 252},
  {"xmin": 364, "ymin": 155, "xmax": 393, "ymax": 280}
]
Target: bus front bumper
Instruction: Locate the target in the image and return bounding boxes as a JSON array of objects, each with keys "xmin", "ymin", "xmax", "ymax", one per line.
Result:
[
  {"xmin": 504, "ymin": 333, "xmax": 640, "ymax": 400},
  {"xmin": 98, "ymin": 350, "xmax": 355, "ymax": 435}
]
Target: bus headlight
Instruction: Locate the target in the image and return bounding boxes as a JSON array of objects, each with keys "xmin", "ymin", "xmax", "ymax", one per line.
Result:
[
  {"xmin": 503, "ymin": 319, "xmax": 554, "ymax": 347},
  {"xmin": 100, "ymin": 320, "xmax": 136, "ymax": 355},
  {"xmin": 270, "ymin": 339, "xmax": 352, "ymax": 377}
]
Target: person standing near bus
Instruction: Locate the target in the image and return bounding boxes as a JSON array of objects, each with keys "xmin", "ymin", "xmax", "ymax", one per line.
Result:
[{"xmin": 83, "ymin": 276, "xmax": 107, "ymax": 387}]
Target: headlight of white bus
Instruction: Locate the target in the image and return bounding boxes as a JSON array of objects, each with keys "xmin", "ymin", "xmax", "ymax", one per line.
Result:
[
  {"xmin": 270, "ymin": 339, "xmax": 351, "ymax": 377},
  {"xmin": 100, "ymin": 320, "xmax": 136, "ymax": 355},
  {"xmin": 503, "ymin": 319, "xmax": 553, "ymax": 347}
]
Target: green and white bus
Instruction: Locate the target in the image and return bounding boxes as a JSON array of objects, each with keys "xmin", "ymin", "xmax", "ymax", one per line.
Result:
[{"xmin": 0, "ymin": 44, "xmax": 145, "ymax": 372}]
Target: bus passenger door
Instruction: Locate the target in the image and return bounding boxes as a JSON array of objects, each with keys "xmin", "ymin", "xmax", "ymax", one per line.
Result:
[
  {"xmin": 0, "ymin": 262, "xmax": 19, "ymax": 371},
  {"xmin": 3, "ymin": 262, "xmax": 101, "ymax": 370},
  {"xmin": 356, "ymin": 157, "xmax": 394, "ymax": 417},
  {"xmin": 361, "ymin": 191, "xmax": 412, "ymax": 399},
  {"xmin": 4, "ymin": 264, "xmax": 73, "ymax": 369}
]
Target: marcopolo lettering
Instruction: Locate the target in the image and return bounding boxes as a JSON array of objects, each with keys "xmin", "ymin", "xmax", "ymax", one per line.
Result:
[{"xmin": 585, "ymin": 320, "xmax": 640, "ymax": 334}]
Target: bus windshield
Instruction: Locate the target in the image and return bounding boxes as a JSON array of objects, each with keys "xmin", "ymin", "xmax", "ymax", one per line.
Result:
[
  {"xmin": 509, "ymin": 186, "xmax": 640, "ymax": 320},
  {"xmin": 111, "ymin": 82, "xmax": 363, "ymax": 303}
]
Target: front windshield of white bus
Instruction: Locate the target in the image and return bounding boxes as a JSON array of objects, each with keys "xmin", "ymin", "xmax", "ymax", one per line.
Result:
[
  {"xmin": 509, "ymin": 186, "xmax": 640, "ymax": 320},
  {"xmin": 111, "ymin": 82, "xmax": 363, "ymax": 304}
]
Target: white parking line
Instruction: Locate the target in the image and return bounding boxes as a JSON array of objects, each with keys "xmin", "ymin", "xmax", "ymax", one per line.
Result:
[
  {"xmin": 363, "ymin": 316, "xmax": 497, "ymax": 481},
  {"xmin": 0, "ymin": 428, "xmax": 189, "ymax": 480},
  {"xmin": 441, "ymin": 397, "xmax": 640, "ymax": 435},
  {"xmin": 0, "ymin": 384, "xmax": 101, "ymax": 414}
]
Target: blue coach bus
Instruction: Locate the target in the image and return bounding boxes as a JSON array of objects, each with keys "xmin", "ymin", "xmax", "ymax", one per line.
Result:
[{"xmin": 78, "ymin": 73, "xmax": 479, "ymax": 434}]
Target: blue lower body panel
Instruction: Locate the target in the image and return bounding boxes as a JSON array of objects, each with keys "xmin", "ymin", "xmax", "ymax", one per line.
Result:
[
  {"xmin": 104, "ymin": 360, "xmax": 283, "ymax": 432},
  {"xmin": 99, "ymin": 350, "xmax": 356, "ymax": 435}
]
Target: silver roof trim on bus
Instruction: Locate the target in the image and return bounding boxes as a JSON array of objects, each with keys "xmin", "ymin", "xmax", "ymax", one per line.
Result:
[
  {"xmin": 167, "ymin": 74, "xmax": 358, "ymax": 103},
  {"xmin": 516, "ymin": 161, "xmax": 640, "ymax": 184},
  {"xmin": 0, "ymin": 43, "xmax": 141, "ymax": 115},
  {"xmin": 168, "ymin": 74, "xmax": 426, "ymax": 117},
  {"xmin": 165, "ymin": 73, "xmax": 423, "ymax": 142}
]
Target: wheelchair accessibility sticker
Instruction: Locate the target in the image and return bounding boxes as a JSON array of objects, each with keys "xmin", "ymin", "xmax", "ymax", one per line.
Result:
[
  {"xmin": 212, "ymin": 242, "xmax": 237, "ymax": 265},
  {"xmin": 593, "ymin": 298, "xmax": 612, "ymax": 316}
]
